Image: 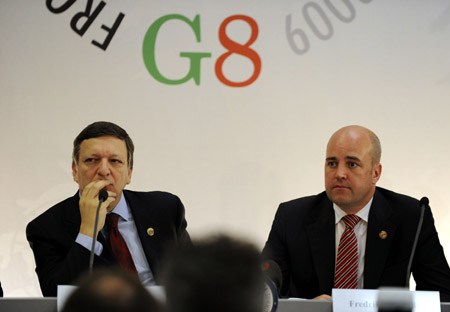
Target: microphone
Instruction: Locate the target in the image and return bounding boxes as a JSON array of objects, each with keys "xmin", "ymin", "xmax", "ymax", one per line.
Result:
[
  {"xmin": 89, "ymin": 190, "xmax": 109, "ymax": 273},
  {"xmin": 262, "ymin": 260, "xmax": 282, "ymax": 295},
  {"xmin": 99, "ymin": 189, "xmax": 108, "ymax": 202},
  {"xmin": 262, "ymin": 260, "xmax": 282, "ymax": 312},
  {"xmin": 405, "ymin": 197, "xmax": 428, "ymax": 287}
]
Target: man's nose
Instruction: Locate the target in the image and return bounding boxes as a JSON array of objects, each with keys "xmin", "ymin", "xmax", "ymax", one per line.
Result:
[
  {"xmin": 336, "ymin": 164, "xmax": 347, "ymax": 179},
  {"xmin": 97, "ymin": 159, "xmax": 111, "ymax": 177}
]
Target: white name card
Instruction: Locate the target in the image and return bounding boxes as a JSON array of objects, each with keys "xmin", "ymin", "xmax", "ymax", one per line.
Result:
[{"xmin": 332, "ymin": 288, "xmax": 440, "ymax": 312}]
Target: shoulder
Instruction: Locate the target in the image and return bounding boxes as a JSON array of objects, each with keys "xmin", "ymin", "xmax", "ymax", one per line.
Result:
[
  {"xmin": 375, "ymin": 187, "xmax": 420, "ymax": 211},
  {"xmin": 123, "ymin": 190, "xmax": 187, "ymax": 227},
  {"xmin": 27, "ymin": 194, "xmax": 78, "ymax": 228},
  {"xmin": 123, "ymin": 190, "xmax": 184, "ymax": 215},
  {"xmin": 26, "ymin": 193, "xmax": 80, "ymax": 238},
  {"xmin": 373, "ymin": 187, "xmax": 425, "ymax": 225},
  {"xmin": 276, "ymin": 191, "xmax": 331, "ymax": 218},
  {"xmin": 280, "ymin": 191, "xmax": 329, "ymax": 210},
  {"xmin": 123, "ymin": 190, "xmax": 181, "ymax": 204}
]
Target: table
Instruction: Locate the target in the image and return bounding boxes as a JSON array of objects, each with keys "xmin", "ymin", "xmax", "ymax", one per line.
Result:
[{"xmin": 1, "ymin": 298, "xmax": 450, "ymax": 312}]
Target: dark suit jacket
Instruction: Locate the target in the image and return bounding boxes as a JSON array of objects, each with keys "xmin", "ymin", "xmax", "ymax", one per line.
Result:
[
  {"xmin": 262, "ymin": 187, "xmax": 450, "ymax": 301},
  {"xmin": 26, "ymin": 190, "xmax": 191, "ymax": 297}
]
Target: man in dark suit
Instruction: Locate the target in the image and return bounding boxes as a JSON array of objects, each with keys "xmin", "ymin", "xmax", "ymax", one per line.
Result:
[
  {"xmin": 263, "ymin": 125, "xmax": 450, "ymax": 301},
  {"xmin": 26, "ymin": 121, "xmax": 191, "ymax": 296}
]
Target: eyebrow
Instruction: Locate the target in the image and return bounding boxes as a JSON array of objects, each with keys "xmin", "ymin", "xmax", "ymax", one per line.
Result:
[
  {"xmin": 325, "ymin": 156, "xmax": 361, "ymax": 162},
  {"xmin": 85, "ymin": 153, "xmax": 123, "ymax": 158}
]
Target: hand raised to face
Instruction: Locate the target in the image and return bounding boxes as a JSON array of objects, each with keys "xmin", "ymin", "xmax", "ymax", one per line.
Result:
[{"xmin": 78, "ymin": 180, "xmax": 117, "ymax": 238}]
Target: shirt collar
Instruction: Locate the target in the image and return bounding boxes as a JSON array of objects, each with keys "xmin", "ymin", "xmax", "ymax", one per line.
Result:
[
  {"xmin": 109, "ymin": 193, "xmax": 130, "ymax": 221},
  {"xmin": 334, "ymin": 197, "xmax": 373, "ymax": 224}
]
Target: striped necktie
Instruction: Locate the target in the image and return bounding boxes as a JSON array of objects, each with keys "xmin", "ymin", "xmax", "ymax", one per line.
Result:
[{"xmin": 334, "ymin": 214, "xmax": 361, "ymax": 289}]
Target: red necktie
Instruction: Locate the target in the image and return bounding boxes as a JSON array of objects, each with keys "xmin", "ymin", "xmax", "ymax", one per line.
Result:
[
  {"xmin": 334, "ymin": 214, "xmax": 361, "ymax": 289},
  {"xmin": 105, "ymin": 213, "xmax": 138, "ymax": 276}
]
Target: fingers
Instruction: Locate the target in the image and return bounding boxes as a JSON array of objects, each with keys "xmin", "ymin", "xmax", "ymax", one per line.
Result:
[
  {"xmin": 95, "ymin": 195, "xmax": 119, "ymax": 232},
  {"xmin": 79, "ymin": 180, "xmax": 117, "ymax": 237},
  {"xmin": 82, "ymin": 180, "xmax": 113, "ymax": 200},
  {"xmin": 313, "ymin": 294, "xmax": 332, "ymax": 301},
  {"xmin": 101, "ymin": 196, "xmax": 116, "ymax": 210}
]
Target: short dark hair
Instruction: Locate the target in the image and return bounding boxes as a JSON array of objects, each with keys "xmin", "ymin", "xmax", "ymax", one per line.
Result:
[
  {"xmin": 72, "ymin": 121, "xmax": 134, "ymax": 169},
  {"xmin": 62, "ymin": 268, "xmax": 160, "ymax": 312},
  {"xmin": 162, "ymin": 234, "xmax": 265, "ymax": 312}
]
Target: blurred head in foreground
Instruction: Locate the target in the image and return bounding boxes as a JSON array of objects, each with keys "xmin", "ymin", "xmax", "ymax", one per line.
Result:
[
  {"xmin": 62, "ymin": 268, "xmax": 160, "ymax": 312},
  {"xmin": 163, "ymin": 234, "xmax": 265, "ymax": 312}
]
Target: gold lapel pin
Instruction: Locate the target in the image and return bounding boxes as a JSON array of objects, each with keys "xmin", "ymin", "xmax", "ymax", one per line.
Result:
[
  {"xmin": 379, "ymin": 231, "xmax": 387, "ymax": 240},
  {"xmin": 147, "ymin": 227, "xmax": 155, "ymax": 236}
]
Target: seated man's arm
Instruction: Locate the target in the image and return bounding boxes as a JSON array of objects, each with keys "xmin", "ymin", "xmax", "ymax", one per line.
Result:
[
  {"xmin": 174, "ymin": 196, "xmax": 192, "ymax": 247},
  {"xmin": 26, "ymin": 184, "xmax": 115, "ymax": 297},
  {"xmin": 26, "ymin": 219, "xmax": 102, "ymax": 296},
  {"xmin": 412, "ymin": 205, "xmax": 450, "ymax": 302}
]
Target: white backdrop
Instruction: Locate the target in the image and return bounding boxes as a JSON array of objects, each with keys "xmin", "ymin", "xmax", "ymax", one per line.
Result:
[{"xmin": 1, "ymin": 0, "xmax": 450, "ymax": 296}]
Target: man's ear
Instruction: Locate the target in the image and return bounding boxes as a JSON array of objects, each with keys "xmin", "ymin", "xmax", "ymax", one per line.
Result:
[
  {"xmin": 72, "ymin": 162, "xmax": 79, "ymax": 183},
  {"xmin": 372, "ymin": 163, "xmax": 382, "ymax": 184},
  {"xmin": 126, "ymin": 167, "xmax": 133, "ymax": 185}
]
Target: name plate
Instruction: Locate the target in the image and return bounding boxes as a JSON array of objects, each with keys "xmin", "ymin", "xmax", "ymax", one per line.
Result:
[{"xmin": 332, "ymin": 288, "xmax": 440, "ymax": 312}]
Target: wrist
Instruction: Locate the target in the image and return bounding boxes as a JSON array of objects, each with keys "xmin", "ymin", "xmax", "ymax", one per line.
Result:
[{"xmin": 79, "ymin": 223, "xmax": 96, "ymax": 238}]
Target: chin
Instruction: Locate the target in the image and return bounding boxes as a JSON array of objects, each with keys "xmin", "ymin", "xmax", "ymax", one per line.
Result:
[{"xmin": 331, "ymin": 196, "xmax": 351, "ymax": 206}]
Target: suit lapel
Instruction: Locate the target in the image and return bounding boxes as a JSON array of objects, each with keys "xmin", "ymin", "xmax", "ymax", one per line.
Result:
[
  {"xmin": 364, "ymin": 189, "xmax": 396, "ymax": 288},
  {"xmin": 306, "ymin": 197, "xmax": 336, "ymax": 293}
]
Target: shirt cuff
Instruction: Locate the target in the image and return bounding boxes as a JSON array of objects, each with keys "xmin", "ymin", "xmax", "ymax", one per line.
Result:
[{"xmin": 75, "ymin": 233, "xmax": 103, "ymax": 256}]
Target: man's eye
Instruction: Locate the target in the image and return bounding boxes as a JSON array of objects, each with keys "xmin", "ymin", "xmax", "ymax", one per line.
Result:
[
  {"xmin": 328, "ymin": 161, "xmax": 336, "ymax": 168},
  {"xmin": 84, "ymin": 158, "xmax": 95, "ymax": 163},
  {"xmin": 111, "ymin": 159, "xmax": 122, "ymax": 164},
  {"xmin": 348, "ymin": 162, "xmax": 358, "ymax": 168}
]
